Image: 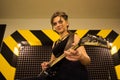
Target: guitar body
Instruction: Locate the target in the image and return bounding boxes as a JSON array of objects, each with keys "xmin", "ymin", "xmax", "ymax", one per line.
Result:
[
  {"xmin": 39, "ymin": 59, "xmax": 64, "ymax": 80},
  {"xmin": 39, "ymin": 69, "xmax": 54, "ymax": 80}
]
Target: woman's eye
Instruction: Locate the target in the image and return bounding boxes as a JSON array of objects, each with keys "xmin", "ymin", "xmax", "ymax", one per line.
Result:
[
  {"xmin": 52, "ymin": 20, "xmax": 63, "ymax": 26},
  {"xmin": 53, "ymin": 22, "xmax": 57, "ymax": 26}
]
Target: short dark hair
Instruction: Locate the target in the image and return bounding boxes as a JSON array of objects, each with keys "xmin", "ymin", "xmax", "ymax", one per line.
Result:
[{"xmin": 51, "ymin": 11, "xmax": 68, "ymax": 26}]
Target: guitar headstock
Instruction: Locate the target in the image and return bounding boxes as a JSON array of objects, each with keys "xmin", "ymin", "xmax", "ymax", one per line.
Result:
[{"xmin": 79, "ymin": 34, "xmax": 111, "ymax": 48}]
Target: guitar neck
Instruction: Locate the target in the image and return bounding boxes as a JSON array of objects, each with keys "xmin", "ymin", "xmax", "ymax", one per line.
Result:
[
  {"xmin": 48, "ymin": 34, "xmax": 110, "ymax": 68},
  {"xmin": 50, "ymin": 53, "xmax": 65, "ymax": 67},
  {"xmin": 49, "ymin": 44, "xmax": 80, "ymax": 67}
]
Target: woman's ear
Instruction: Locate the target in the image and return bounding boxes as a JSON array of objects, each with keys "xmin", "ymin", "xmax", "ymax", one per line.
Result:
[{"xmin": 67, "ymin": 24, "xmax": 69, "ymax": 28}]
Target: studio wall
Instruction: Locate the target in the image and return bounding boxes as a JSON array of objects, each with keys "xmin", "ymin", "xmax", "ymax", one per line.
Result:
[{"xmin": 0, "ymin": 30, "xmax": 120, "ymax": 80}]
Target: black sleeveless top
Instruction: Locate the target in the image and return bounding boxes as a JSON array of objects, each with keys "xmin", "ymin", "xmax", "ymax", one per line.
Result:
[{"xmin": 52, "ymin": 35, "xmax": 89, "ymax": 80}]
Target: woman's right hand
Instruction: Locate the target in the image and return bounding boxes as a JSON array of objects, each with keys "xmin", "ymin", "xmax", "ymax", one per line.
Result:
[{"xmin": 41, "ymin": 62, "xmax": 49, "ymax": 70}]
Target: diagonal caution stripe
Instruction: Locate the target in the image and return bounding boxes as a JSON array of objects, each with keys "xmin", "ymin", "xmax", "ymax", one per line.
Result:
[
  {"xmin": 0, "ymin": 72, "xmax": 6, "ymax": 80},
  {"xmin": 18, "ymin": 30, "xmax": 42, "ymax": 46},
  {"xmin": 75, "ymin": 30, "xmax": 89, "ymax": 38},
  {"xmin": 30, "ymin": 30, "xmax": 53, "ymax": 45},
  {"xmin": 0, "ymin": 54, "xmax": 16, "ymax": 80},
  {"xmin": 42, "ymin": 30, "xmax": 60, "ymax": 42},
  {"xmin": 111, "ymin": 35, "xmax": 120, "ymax": 55},
  {"xmin": 3, "ymin": 36, "xmax": 19, "ymax": 56},
  {"xmin": 11, "ymin": 31, "xmax": 27, "ymax": 43},
  {"xmin": 106, "ymin": 30, "xmax": 118, "ymax": 43},
  {"xmin": 97, "ymin": 30, "xmax": 112, "ymax": 38},
  {"xmin": 115, "ymin": 65, "xmax": 120, "ymax": 80}
]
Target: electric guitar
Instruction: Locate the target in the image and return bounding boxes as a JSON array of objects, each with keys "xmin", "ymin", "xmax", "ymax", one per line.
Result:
[{"xmin": 38, "ymin": 34, "xmax": 110, "ymax": 79}]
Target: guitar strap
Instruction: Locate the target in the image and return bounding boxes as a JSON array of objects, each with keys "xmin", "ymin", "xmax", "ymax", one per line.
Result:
[{"xmin": 64, "ymin": 32, "xmax": 74, "ymax": 51}]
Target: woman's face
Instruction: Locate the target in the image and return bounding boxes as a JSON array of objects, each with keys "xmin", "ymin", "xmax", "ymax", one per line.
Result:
[{"xmin": 52, "ymin": 16, "xmax": 68, "ymax": 34}]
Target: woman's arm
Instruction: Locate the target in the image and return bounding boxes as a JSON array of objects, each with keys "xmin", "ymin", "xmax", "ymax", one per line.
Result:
[
  {"xmin": 65, "ymin": 34, "xmax": 91, "ymax": 65},
  {"xmin": 41, "ymin": 42, "xmax": 56, "ymax": 70}
]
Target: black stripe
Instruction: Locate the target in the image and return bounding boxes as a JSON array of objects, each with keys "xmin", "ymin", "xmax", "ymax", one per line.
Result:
[
  {"xmin": 0, "ymin": 72, "xmax": 6, "ymax": 80},
  {"xmin": 11, "ymin": 31, "xmax": 30, "ymax": 46},
  {"xmin": 112, "ymin": 49, "xmax": 120, "ymax": 66},
  {"xmin": 1, "ymin": 42, "xmax": 17, "ymax": 67},
  {"xmin": 69, "ymin": 30, "xmax": 76, "ymax": 33},
  {"xmin": 0, "ymin": 24, "xmax": 6, "ymax": 52},
  {"xmin": 83, "ymin": 30, "xmax": 100, "ymax": 37},
  {"xmin": 105, "ymin": 30, "xmax": 119, "ymax": 43},
  {"xmin": 30, "ymin": 30, "xmax": 53, "ymax": 46}
]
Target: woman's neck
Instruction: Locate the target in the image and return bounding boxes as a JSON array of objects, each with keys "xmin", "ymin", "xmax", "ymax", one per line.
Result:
[{"xmin": 59, "ymin": 31, "xmax": 69, "ymax": 40}]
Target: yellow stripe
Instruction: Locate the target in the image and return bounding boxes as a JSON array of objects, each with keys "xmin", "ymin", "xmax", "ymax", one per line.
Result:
[
  {"xmin": 75, "ymin": 30, "xmax": 89, "ymax": 38},
  {"xmin": 97, "ymin": 30, "xmax": 112, "ymax": 38},
  {"xmin": 115, "ymin": 65, "xmax": 120, "ymax": 80},
  {"xmin": 0, "ymin": 54, "xmax": 16, "ymax": 80},
  {"xmin": 111, "ymin": 35, "xmax": 120, "ymax": 55},
  {"xmin": 3, "ymin": 36, "xmax": 19, "ymax": 56},
  {"xmin": 18, "ymin": 30, "xmax": 42, "ymax": 46},
  {"xmin": 42, "ymin": 30, "xmax": 60, "ymax": 42}
]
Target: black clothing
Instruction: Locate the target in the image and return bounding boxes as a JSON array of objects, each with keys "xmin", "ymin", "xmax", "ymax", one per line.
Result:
[{"xmin": 52, "ymin": 34, "xmax": 89, "ymax": 80}]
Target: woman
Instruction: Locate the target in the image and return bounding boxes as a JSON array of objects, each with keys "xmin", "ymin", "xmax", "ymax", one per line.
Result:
[{"xmin": 41, "ymin": 11, "xmax": 91, "ymax": 80}]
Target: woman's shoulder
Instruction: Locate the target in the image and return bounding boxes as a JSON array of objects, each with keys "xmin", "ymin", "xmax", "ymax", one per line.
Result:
[{"xmin": 73, "ymin": 33, "xmax": 80, "ymax": 44}]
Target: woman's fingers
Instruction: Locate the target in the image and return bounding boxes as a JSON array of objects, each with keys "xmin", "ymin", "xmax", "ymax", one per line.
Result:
[{"xmin": 41, "ymin": 62, "xmax": 49, "ymax": 70}]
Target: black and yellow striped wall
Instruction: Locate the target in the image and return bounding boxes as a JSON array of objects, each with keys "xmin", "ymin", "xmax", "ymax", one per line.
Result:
[{"xmin": 0, "ymin": 30, "xmax": 120, "ymax": 80}]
